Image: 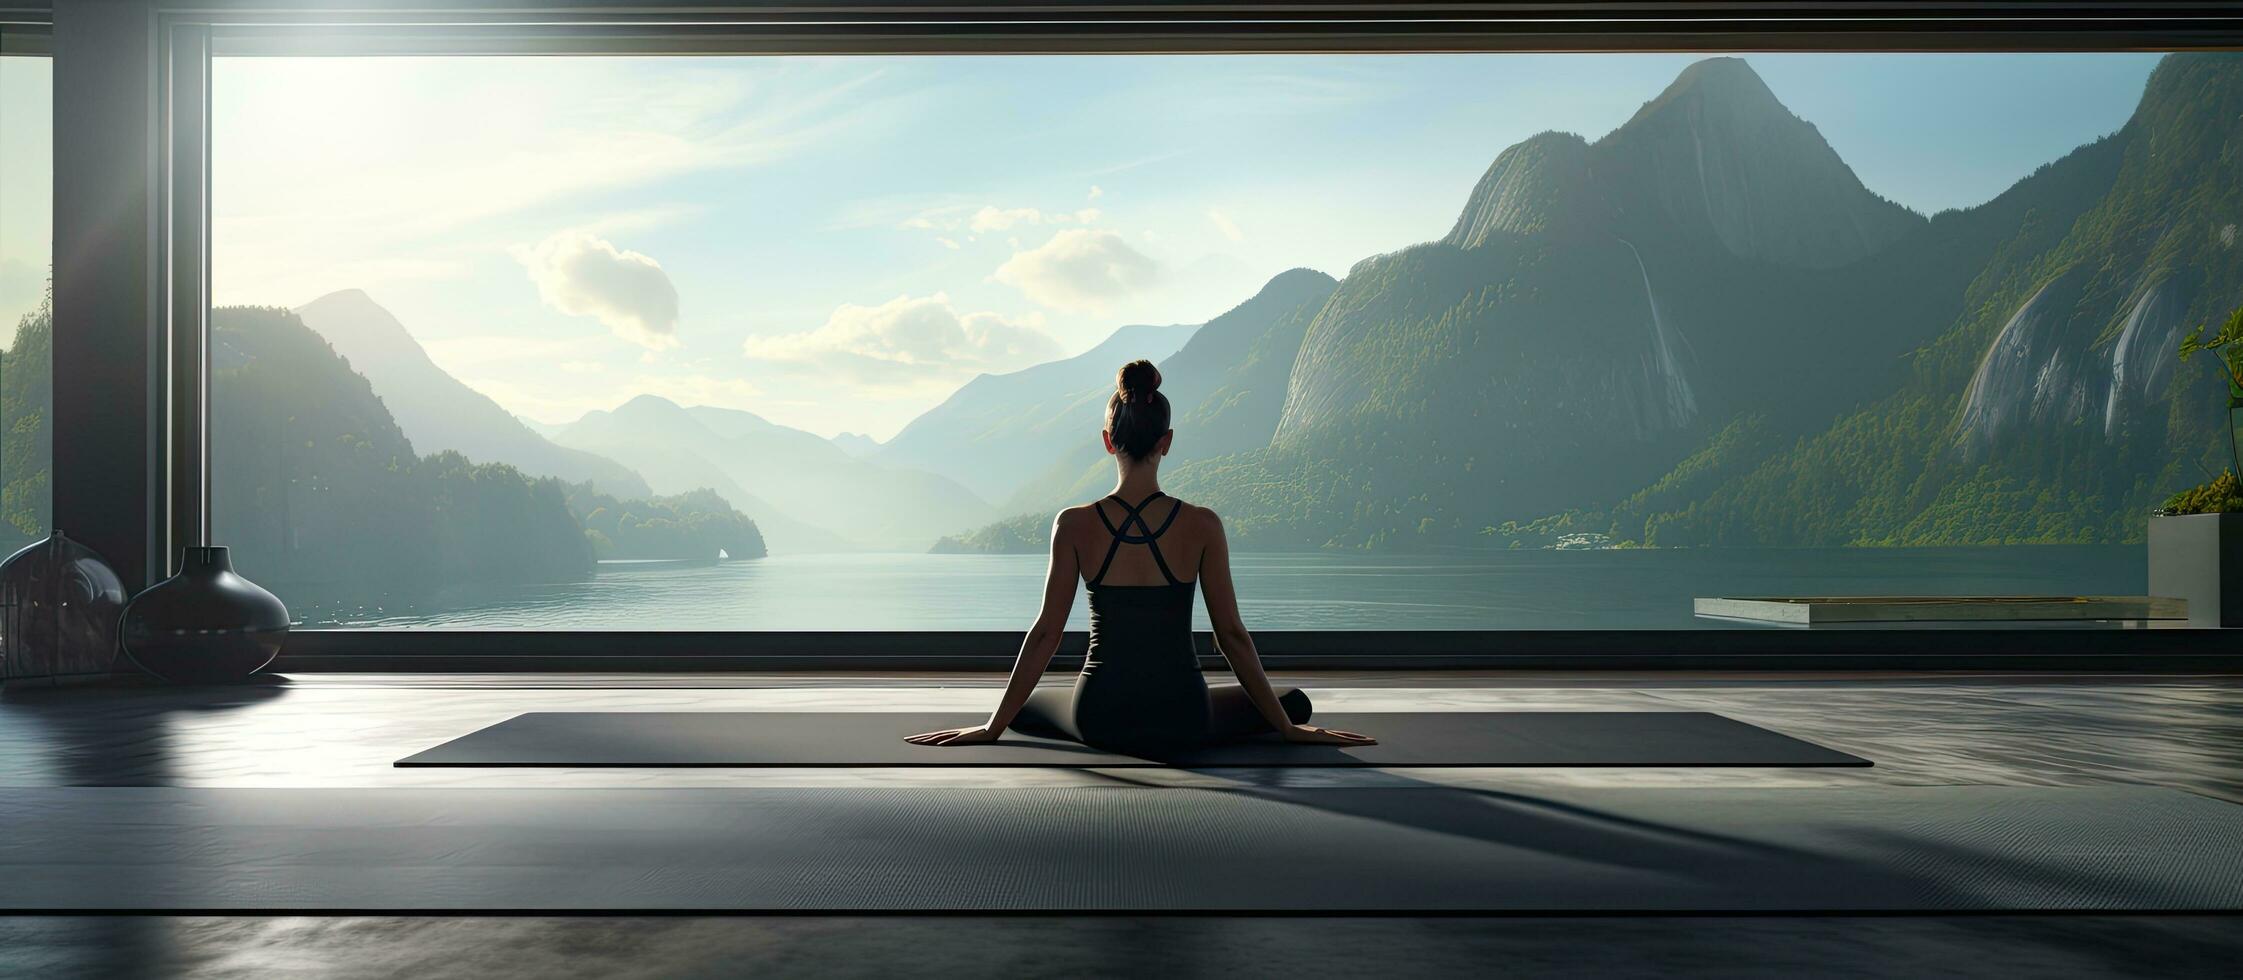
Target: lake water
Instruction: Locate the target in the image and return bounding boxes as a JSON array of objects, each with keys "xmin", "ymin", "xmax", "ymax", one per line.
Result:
[{"xmin": 287, "ymin": 545, "xmax": 2149, "ymax": 630}]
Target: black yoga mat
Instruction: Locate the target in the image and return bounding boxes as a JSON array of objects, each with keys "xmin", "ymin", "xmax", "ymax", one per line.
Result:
[{"xmin": 394, "ymin": 711, "xmax": 1870, "ymax": 768}]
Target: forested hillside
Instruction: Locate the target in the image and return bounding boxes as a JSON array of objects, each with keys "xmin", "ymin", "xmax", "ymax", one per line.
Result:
[
  {"xmin": 566, "ymin": 485, "xmax": 767, "ymax": 561},
  {"xmin": 295, "ymin": 289, "xmax": 653, "ymax": 499},
  {"xmin": 0, "ymin": 295, "xmax": 765, "ymax": 588},
  {"xmin": 1530, "ymin": 53, "xmax": 2243, "ymax": 548},
  {"xmin": 0, "ymin": 293, "xmax": 52, "ymax": 552}
]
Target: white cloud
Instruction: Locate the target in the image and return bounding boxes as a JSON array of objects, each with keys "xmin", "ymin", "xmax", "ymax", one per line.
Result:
[
  {"xmin": 1086, "ymin": 185, "xmax": 1103, "ymax": 201},
  {"xmin": 991, "ymin": 229, "xmax": 1161, "ymax": 311},
  {"xmin": 1207, "ymin": 209, "xmax": 1246, "ymax": 243},
  {"xmin": 970, "ymin": 206, "xmax": 1044, "ymax": 233},
  {"xmin": 559, "ymin": 360, "xmax": 607, "ymax": 374},
  {"xmin": 514, "ymin": 230, "xmax": 681, "ymax": 350},
  {"xmin": 935, "ymin": 237, "xmax": 962, "ymax": 250},
  {"xmin": 743, "ymin": 292, "xmax": 1062, "ymax": 382}
]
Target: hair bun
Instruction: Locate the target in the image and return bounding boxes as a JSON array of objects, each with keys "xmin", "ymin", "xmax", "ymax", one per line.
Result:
[{"xmin": 1117, "ymin": 359, "xmax": 1162, "ymax": 402}]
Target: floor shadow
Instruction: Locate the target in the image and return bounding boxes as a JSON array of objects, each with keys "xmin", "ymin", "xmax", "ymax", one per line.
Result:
[{"xmin": 1077, "ymin": 766, "xmax": 1969, "ymax": 908}]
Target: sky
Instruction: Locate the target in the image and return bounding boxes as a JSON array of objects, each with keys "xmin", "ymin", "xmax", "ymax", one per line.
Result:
[
  {"xmin": 0, "ymin": 56, "xmax": 52, "ymax": 339},
  {"xmin": 1, "ymin": 52, "xmax": 2163, "ymax": 439}
]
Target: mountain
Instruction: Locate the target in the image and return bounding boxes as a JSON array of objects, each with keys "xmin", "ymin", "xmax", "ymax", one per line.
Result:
[
  {"xmin": 206, "ymin": 307, "xmax": 624, "ymax": 588},
  {"xmin": 830, "ymin": 432, "xmax": 881, "ymax": 457},
  {"xmin": 564, "ymin": 484, "xmax": 765, "ymax": 562},
  {"xmin": 201, "ymin": 304, "xmax": 780, "ymax": 583},
  {"xmin": 550, "ymin": 398, "xmax": 850, "ymax": 555},
  {"xmin": 554, "ymin": 395, "xmax": 995, "ymax": 552},
  {"xmin": 196, "ymin": 306, "xmax": 770, "ymax": 588},
  {"xmin": 294, "ymin": 290, "xmax": 652, "ymax": 499},
  {"xmin": 997, "ymin": 268, "xmax": 1343, "ymax": 512},
  {"xmin": 1227, "ymin": 57, "xmax": 1951, "ymax": 542},
  {"xmin": 1587, "ymin": 57, "xmax": 1921, "ymax": 270},
  {"xmin": 1593, "ymin": 52, "xmax": 2243, "ymax": 547},
  {"xmin": 873, "ymin": 322, "xmax": 1200, "ymax": 501},
  {"xmin": 683, "ymin": 402, "xmax": 996, "ymax": 547},
  {"xmin": 1164, "ymin": 268, "xmax": 1342, "ymax": 458},
  {"xmin": 517, "ymin": 416, "xmax": 567, "ymax": 440},
  {"xmin": 936, "ymin": 53, "xmax": 2241, "ymax": 554}
]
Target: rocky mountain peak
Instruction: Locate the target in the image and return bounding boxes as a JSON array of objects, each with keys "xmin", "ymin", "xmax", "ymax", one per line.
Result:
[
  {"xmin": 1443, "ymin": 131, "xmax": 1607, "ymax": 248},
  {"xmin": 1592, "ymin": 57, "xmax": 1924, "ymax": 268}
]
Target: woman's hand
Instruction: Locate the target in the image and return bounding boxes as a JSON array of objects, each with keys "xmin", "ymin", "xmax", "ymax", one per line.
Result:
[
  {"xmin": 905, "ymin": 725, "xmax": 1001, "ymax": 747},
  {"xmin": 1282, "ymin": 724, "xmax": 1376, "ymax": 746}
]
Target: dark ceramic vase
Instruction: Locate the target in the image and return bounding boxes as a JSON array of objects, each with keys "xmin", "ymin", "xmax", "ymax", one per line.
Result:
[
  {"xmin": 0, "ymin": 530, "xmax": 128, "ymax": 684},
  {"xmin": 121, "ymin": 546, "xmax": 289, "ymax": 683}
]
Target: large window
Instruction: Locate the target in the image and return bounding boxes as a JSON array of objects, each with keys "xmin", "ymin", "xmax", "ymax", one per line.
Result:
[
  {"xmin": 0, "ymin": 49, "xmax": 50, "ymax": 556},
  {"xmin": 205, "ymin": 50, "xmax": 2241, "ymax": 631}
]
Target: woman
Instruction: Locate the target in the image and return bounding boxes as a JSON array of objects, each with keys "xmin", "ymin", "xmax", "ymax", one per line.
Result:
[{"xmin": 907, "ymin": 360, "xmax": 1375, "ymax": 755}]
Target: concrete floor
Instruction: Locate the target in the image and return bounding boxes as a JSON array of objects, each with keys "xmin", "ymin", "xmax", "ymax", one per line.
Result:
[{"xmin": 2, "ymin": 671, "xmax": 2239, "ymax": 977}]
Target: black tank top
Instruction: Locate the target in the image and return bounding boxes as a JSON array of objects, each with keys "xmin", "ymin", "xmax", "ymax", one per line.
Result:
[{"xmin": 1073, "ymin": 491, "xmax": 1208, "ymax": 750}]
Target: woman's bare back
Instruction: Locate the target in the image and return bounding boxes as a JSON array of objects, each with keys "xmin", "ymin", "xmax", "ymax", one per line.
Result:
[{"xmin": 1057, "ymin": 493, "xmax": 1213, "ymax": 588}]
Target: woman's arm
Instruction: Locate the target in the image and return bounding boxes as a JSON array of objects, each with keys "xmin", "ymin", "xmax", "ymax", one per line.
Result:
[
  {"xmin": 1199, "ymin": 509, "xmax": 1374, "ymax": 745},
  {"xmin": 906, "ymin": 510, "xmax": 1080, "ymax": 746}
]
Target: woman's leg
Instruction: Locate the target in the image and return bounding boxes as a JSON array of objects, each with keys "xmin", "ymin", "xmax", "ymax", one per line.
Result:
[
  {"xmin": 1007, "ymin": 686, "xmax": 1085, "ymax": 743},
  {"xmin": 1205, "ymin": 684, "xmax": 1312, "ymax": 741}
]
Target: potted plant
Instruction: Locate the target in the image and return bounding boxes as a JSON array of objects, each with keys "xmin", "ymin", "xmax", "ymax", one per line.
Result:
[{"xmin": 2151, "ymin": 303, "xmax": 2243, "ymax": 627}]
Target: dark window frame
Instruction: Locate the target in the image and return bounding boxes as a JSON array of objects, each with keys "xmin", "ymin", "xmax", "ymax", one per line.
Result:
[{"xmin": 45, "ymin": 1, "xmax": 2243, "ymax": 669}]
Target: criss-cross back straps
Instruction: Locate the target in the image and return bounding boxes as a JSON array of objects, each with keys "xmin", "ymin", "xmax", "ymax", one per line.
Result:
[{"xmin": 1089, "ymin": 491, "xmax": 1185, "ymax": 586}]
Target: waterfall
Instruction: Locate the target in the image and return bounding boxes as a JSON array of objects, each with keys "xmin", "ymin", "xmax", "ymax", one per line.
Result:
[{"xmin": 1616, "ymin": 238, "xmax": 1699, "ymax": 432}]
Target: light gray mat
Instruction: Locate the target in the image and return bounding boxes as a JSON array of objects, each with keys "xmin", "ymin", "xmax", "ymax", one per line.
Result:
[
  {"xmin": 394, "ymin": 711, "xmax": 1871, "ymax": 768},
  {"xmin": 2, "ymin": 786, "xmax": 2239, "ymax": 911}
]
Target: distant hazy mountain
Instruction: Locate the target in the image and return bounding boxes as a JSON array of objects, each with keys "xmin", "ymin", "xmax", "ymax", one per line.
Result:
[
  {"xmin": 555, "ymin": 395, "xmax": 995, "ymax": 551},
  {"xmin": 517, "ymin": 416, "xmax": 566, "ymax": 440},
  {"xmin": 551, "ymin": 398, "xmax": 851, "ymax": 555},
  {"xmin": 294, "ymin": 290, "xmax": 652, "ymax": 499},
  {"xmin": 830, "ymin": 432, "xmax": 881, "ymax": 457},
  {"xmin": 684, "ymin": 402, "xmax": 996, "ymax": 547},
  {"xmin": 873, "ymin": 321, "xmax": 1200, "ymax": 501},
  {"xmin": 999, "ymin": 267, "xmax": 1342, "ymax": 511}
]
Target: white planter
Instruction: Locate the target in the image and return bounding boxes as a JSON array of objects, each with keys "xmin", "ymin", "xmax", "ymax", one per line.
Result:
[{"xmin": 2148, "ymin": 513, "xmax": 2243, "ymax": 627}]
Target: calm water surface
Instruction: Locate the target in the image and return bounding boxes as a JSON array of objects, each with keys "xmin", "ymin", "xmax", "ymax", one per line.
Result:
[{"xmin": 288, "ymin": 546, "xmax": 2149, "ymax": 630}]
